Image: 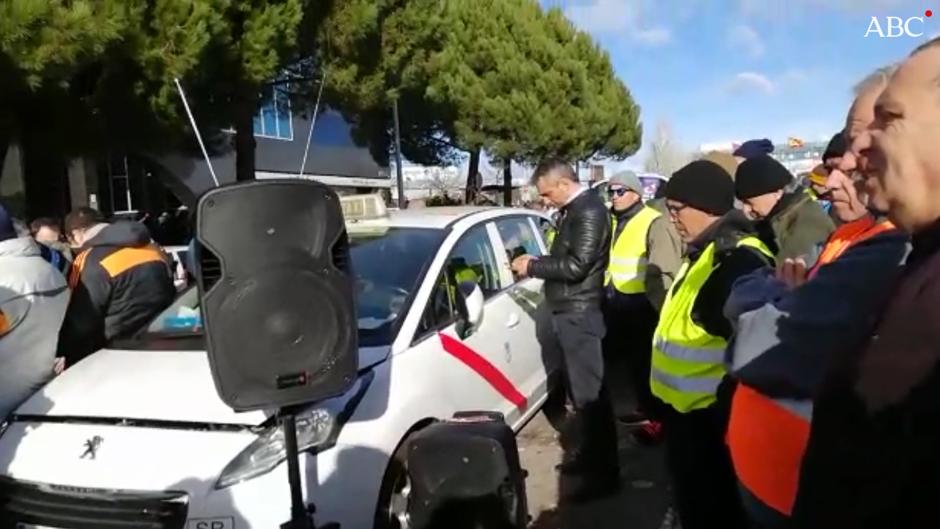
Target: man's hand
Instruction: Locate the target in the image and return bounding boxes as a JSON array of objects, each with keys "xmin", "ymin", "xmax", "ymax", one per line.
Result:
[
  {"xmin": 511, "ymin": 255, "xmax": 535, "ymax": 278},
  {"xmin": 775, "ymin": 257, "xmax": 808, "ymax": 289},
  {"xmin": 53, "ymin": 357, "xmax": 66, "ymax": 375}
]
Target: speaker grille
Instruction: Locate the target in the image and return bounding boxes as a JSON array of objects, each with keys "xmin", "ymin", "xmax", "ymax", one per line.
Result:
[
  {"xmin": 331, "ymin": 231, "xmax": 351, "ymax": 273},
  {"xmin": 194, "ymin": 179, "xmax": 358, "ymax": 410},
  {"xmin": 198, "ymin": 250, "xmax": 222, "ymax": 291}
]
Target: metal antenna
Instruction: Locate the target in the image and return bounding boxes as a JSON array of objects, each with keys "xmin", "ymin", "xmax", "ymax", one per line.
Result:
[
  {"xmin": 174, "ymin": 77, "xmax": 220, "ymax": 187},
  {"xmin": 299, "ymin": 70, "xmax": 328, "ymax": 178}
]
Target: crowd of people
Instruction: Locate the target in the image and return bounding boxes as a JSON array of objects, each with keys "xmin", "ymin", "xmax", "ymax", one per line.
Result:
[
  {"xmin": 511, "ymin": 36, "xmax": 940, "ymax": 529},
  {"xmin": 0, "ymin": 206, "xmax": 175, "ymax": 419},
  {"xmin": 3, "ymin": 34, "xmax": 940, "ymax": 529}
]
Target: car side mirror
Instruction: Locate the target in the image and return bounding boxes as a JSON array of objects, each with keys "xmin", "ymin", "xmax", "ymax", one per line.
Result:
[{"xmin": 455, "ymin": 281, "xmax": 485, "ymax": 339}]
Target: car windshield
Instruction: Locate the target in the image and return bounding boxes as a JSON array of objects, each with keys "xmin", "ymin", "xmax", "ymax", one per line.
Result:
[{"xmin": 138, "ymin": 227, "xmax": 444, "ymax": 348}]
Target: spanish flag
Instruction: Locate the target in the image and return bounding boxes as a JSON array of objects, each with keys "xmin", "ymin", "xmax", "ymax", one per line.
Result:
[{"xmin": 787, "ymin": 137, "xmax": 804, "ymax": 148}]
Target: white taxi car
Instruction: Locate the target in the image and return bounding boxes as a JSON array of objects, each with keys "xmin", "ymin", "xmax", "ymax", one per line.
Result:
[{"xmin": 0, "ymin": 196, "xmax": 559, "ymax": 529}]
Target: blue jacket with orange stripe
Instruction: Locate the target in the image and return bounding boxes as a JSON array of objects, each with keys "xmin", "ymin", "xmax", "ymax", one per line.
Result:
[{"xmin": 58, "ymin": 221, "xmax": 176, "ymax": 365}]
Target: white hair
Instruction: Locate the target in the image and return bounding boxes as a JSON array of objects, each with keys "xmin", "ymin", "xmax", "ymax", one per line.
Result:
[{"xmin": 853, "ymin": 64, "xmax": 898, "ymax": 96}]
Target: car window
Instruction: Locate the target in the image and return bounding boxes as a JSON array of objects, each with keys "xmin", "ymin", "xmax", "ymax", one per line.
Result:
[
  {"xmin": 417, "ymin": 224, "xmax": 503, "ymax": 336},
  {"xmin": 140, "ymin": 227, "xmax": 445, "ymax": 348},
  {"xmin": 495, "ymin": 217, "xmax": 544, "ymax": 261},
  {"xmin": 418, "ymin": 272, "xmax": 458, "ymax": 335},
  {"xmin": 447, "ymin": 224, "xmax": 503, "ymax": 298},
  {"xmin": 534, "ymin": 216, "xmax": 554, "ymax": 248}
]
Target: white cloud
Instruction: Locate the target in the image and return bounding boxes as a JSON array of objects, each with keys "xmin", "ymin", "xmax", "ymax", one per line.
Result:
[
  {"xmin": 564, "ymin": 0, "xmax": 672, "ymax": 46},
  {"xmin": 564, "ymin": 0, "xmax": 636, "ymax": 33},
  {"xmin": 781, "ymin": 68, "xmax": 810, "ymax": 84},
  {"xmin": 729, "ymin": 24, "xmax": 765, "ymax": 58},
  {"xmin": 635, "ymin": 27, "xmax": 672, "ymax": 45},
  {"xmin": 727, "ymin": 72, "xmax": 777, "ymax": 95},
  {"xmin": 721, "ymin": 68, "xmax": 811, "ymax": 96}
]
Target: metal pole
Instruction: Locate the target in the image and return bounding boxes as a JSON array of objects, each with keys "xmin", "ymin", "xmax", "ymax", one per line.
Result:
[
  {"xmin": 393, "ymin": 98, "xmax": 406, "ymax": 209},
  {"xmin": 174, "ymin": 78, "xmax": 219, "ymax": 187},
  {"xmin": 281, "ymin": 412, "xmax": 314, "ymax": 529},
  {"xmin": 299, "ymin": 71, "xmax": 328, "ymax": 178}
]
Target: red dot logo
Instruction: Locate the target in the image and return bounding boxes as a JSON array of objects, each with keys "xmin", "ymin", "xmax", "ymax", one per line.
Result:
[{"xmin": 927, "ymin": 9, "xmax": 933, "ymax": 17}]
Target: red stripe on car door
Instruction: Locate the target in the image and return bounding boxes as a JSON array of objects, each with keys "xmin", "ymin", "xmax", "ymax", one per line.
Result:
[{"xmin": 438, "ymin": 332, "xmax": 528, "ymax": 410}]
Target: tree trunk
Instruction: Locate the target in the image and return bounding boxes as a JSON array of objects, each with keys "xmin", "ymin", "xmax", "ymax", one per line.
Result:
[
  {"xmin": 465, "ymin": 148, "xmax": 480, "ymax": 204},
  {"xmin": 234, "ymin": 82, "xmax": 259, "ymax": 182},
  {"xmin": 503, "ymin": 158, "xmax": 512, "ymax": 206}
]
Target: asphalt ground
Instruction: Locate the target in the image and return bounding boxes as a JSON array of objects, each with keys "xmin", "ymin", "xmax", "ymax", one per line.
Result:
[{"xmin": 518, "ymin": 356, "xmax": 676, "ymax": 529}]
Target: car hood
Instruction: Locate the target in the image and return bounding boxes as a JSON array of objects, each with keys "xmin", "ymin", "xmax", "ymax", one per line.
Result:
[{"xmin": 14, "ymin": 346, "xmax": 390, "ymax": 427}]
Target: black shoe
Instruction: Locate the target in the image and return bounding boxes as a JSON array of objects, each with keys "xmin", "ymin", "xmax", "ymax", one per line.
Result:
[
  {"xmin": 562, "ymin": 476, "xmax": 622, "ymax": 504},
  {"xmin": 617, "ymin": 411, "xmax": 650, "ymax": 427}
]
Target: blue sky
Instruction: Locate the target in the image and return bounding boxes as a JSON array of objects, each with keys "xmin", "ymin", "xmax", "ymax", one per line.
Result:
[{"xmin": 544, "ymin": 0, "xmax": 939, "ymax": 170}]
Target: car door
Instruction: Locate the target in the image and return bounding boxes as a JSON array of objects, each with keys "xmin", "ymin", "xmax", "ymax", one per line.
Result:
[
  {"xmin": 491, "ymin": 215, "xmax": 552, "ymax": 408},
  {"xmin": 410, "ymin": 223, "xmax": 530, "ymax": 426}
]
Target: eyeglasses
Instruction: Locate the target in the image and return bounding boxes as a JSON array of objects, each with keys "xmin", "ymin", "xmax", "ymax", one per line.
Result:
[
  {"xmin": 608, "ymin": 188, "xmax": 629, "ymax": 197},
  {"xmin": 665, "ymin": 202, "xmax": 688, "ymax": 216}
]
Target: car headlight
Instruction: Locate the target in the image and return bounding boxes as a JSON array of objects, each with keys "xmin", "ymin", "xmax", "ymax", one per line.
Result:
[{"xmin": 215, "ymin": 371, "xmax": 373, "ymax": 490}]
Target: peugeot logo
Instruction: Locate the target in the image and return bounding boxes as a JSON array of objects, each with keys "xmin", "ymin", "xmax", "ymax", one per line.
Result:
[{"xmin": 80, "ymin": 436, "xmax": 103, "ymax": 460}]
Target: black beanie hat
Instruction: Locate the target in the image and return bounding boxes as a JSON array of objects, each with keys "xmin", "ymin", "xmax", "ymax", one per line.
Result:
[
  {"xmin": 665, "ymin": 160, "xmax": 735, "ymax": 216},
  {"xmin": 734, "ymin": 154, "xmax": 794, "ymax": 200},
  {"xmin": 823, "ymin": 131, "xmax": 847, "ymax": 162},
  {"xmin": 733, "ymin": 138, "xmax": 774, "ymax": 159}
]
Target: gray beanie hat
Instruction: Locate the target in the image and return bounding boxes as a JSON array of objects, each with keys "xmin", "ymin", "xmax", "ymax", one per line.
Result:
[{"xmin": 609, "ymin": 170, "xmax": 644, "ymax": 195}]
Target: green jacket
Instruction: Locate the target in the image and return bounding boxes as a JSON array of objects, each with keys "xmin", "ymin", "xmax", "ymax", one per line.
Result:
[
  {"xmin": 645, "ymin": 198, "xmax": 685, "ymax": 312},
  {"xmin": 764, "ymin": 191, "xmax": 835, "ymax": 262}
]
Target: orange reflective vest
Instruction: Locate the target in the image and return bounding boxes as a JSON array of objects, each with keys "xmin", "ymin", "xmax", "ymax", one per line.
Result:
[{"xmin": 726, "ymin": 215, "xmax": 895, "ymax": 516}]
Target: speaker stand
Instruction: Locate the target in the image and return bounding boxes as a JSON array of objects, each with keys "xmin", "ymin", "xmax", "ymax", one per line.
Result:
[{"xmin": 279, "ymin": 410, "xmax": 336, "ymax": 529}]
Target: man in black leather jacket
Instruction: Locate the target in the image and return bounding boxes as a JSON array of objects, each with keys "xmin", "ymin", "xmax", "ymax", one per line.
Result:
[{"xmin": 511, "ymin": 158, "xmax": 620, "ymax": 502}]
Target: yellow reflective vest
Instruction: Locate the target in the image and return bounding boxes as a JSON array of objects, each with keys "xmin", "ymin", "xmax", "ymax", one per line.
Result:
[
  {"xmin": 444, "ymin": 265, "xmax": 480, "ymax": 307},
  {"xmin": 650, "ymin": 236, "xmax": 774, "ymax": 413},
  {"xmin": 605, "ymin": 206, "xmax": 662, "ymax": 295}
]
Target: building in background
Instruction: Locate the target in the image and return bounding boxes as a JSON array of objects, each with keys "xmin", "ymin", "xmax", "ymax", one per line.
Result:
[
  {"xmin": 0, "ymin": 81, "xmax": 389, "ymax": 231},
  {"xmin": 768, "ymin": 140, "xmax": 826, "ymax": 177},
  {"xmin": 697, "ymin": 138, "xmax": 827, "ymax": 177},
  {"xmin": 390, "ymin": 165, "xmax": 463, "ymax": 205}
]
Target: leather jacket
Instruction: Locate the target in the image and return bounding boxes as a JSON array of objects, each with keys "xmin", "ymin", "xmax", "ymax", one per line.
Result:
[{"xmin": 528, "ymin": 189, "xmax": 611, "ymax": 313}]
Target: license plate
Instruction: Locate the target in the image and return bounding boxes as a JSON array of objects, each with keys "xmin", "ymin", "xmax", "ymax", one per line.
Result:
[{"xmin": 187, "ymin": 518, "xmax": 234, "ymax": 529}]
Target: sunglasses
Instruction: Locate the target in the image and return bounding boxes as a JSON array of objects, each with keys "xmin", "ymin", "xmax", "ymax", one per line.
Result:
[{"xmin": 608, "ymin": 188, "xmax": 630, "ymax": 197}]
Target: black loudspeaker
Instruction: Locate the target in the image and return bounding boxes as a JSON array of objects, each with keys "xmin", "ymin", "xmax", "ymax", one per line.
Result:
[
  {"xmin": 193, "ymin": 179, "xmax": 357, "ymax": 411},
  {"xmin": 406, "ymin": 412, "xmax": 528, "ymax": 529}
]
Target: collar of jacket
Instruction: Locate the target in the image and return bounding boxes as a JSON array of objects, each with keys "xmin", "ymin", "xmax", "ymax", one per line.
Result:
[
  {"xmin": 561, "ymin": 186, "xmax": 593, "ymax": 210},
  {"xmin": 764, "ymin": 191, "xmax": 807, "ymax": 223},
  {"xmin": 561, "ymin": 185, "xmax": 587, "ymax": 209},
  {"xmin": 647, "ymin": 197, "xmax": 668, "ymax": 215},
  {"xmin": 82, "ymin": 221, "xmax": 152, "ymax": 249},
  {"xmin": 0, "ymin": 236, "xmax": 41, "ymax": 258},
  {"xmin": 686, "ymin": 209, "xmax": 756, "ymax": 260},
  {"xmin": 611, "ymin": 200, "xmax": 644, "ymax": 222},
  {"xmin": 909, "ymin": 218, "xmax": 940, "ymax": 265}
]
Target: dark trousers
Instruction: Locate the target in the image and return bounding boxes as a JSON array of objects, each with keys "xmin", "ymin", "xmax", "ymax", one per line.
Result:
[
  {"xmin": 660, "ymin": 390, "xmax": 747, "ymax": 529},
  {"xmin": 739, "ymin": 483, "xmax": 792, "ymax": 529},
  {"xmin": 548, "ymin": 310, "xmax": 620, "ymax": 479},
  {"xmin": 602, "ymin": 299, "xmax": 660, "ymax": 419}
]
